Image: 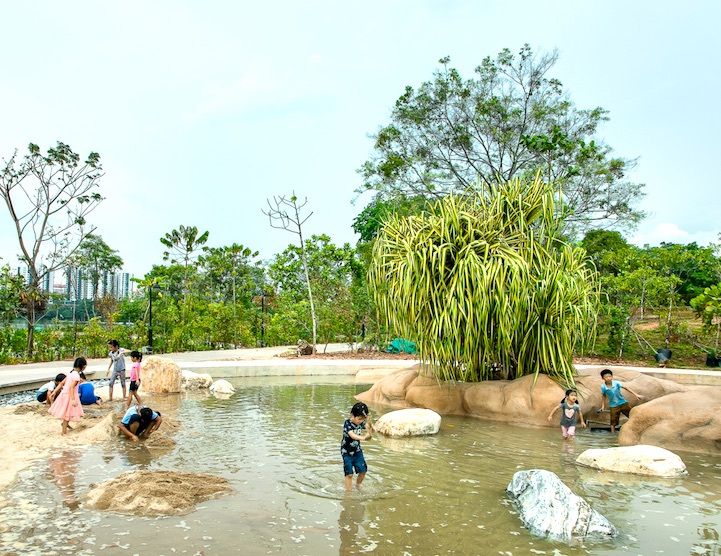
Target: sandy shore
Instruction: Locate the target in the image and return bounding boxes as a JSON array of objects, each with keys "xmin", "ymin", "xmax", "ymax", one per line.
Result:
[{"xmin": 0, "ymin": 400, "xmax": 118, "ymax": 499}]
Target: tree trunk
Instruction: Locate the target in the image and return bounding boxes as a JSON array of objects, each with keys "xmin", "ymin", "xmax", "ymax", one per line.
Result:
[{"xmin": 26, "ymin": 297, "xmax": 35, "ymax": 358}]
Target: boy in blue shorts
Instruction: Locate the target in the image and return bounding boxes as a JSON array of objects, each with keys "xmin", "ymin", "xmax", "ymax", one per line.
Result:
[{"xmin": 341, "ymin": 402, "xmax": 372, "ymax": 491}]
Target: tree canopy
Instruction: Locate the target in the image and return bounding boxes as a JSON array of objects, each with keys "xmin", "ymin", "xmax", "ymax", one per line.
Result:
[
  {"xmin": 369, "ymin": 175, "xmax": 599, "ymax": 385},
  {"xmin": 357, "ymin": 44, "xmax": 645, "ymax": 237}
]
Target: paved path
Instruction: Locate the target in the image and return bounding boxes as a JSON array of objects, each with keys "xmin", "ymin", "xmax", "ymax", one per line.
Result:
[
  {"xmin": 0, "ymin": 344, "xmax": 360, "ymax": 394},
  {"xmin": 3, "ymin": 346, "xmax": 718, "ymax": 394}
]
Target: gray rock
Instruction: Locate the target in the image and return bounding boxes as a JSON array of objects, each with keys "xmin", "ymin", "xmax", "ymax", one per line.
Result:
[{"xmin": 506, "ymin": 469, "xmax": 617, "ymax": 542}]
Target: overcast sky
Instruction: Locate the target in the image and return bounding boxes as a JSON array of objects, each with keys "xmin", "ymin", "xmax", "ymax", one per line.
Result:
[{"xmin": 1, "ymin": 1, "xmax": 719, "ymax": 278}]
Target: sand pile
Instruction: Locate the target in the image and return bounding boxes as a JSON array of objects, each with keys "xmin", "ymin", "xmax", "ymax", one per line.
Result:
[{"xmin": 84, "ymin": 470, "xmax": 233, "ymax": 516}]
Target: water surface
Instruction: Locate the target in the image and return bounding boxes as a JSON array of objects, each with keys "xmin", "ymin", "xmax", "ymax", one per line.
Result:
[{"xmin": 1, "ymin": 376, "xmax": 720, "ymax": 555}]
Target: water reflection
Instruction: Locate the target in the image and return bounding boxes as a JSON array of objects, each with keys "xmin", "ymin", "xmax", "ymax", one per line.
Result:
[
  {"xmin": 1, "ymin": 379, "xmax": 721, "ymax": 556},
  {"xmin": 338, "ymin": 495, "xmax": 367, "ymax": 555},
  {"xmin": 47, "ymin": 450, "xmax": 81, "ymax": 510}
]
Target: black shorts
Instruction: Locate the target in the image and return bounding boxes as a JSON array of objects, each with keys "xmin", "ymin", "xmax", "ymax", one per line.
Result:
[
  {"xmin": 36, "ymin": 390, "xmax": 48, "ymax": 402},
  {"xmin": 129, "ymin": 380, "xmax": 139, "ymax": 392}
]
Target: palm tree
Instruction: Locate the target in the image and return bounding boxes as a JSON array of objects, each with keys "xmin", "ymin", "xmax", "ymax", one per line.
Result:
[{"xmin": 368, "ymin": 175, "xmax": 599, "ymax": 386}]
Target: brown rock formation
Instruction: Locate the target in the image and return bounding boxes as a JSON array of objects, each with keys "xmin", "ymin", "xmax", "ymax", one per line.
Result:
[
  {"xmin": 141, "ymin": 356, "xmax": 182, "ymax": 393},
  {"xmin": 618, "ymin": 388, "xmax": 721, "ymax": 455},
  {"xmin": 357, "ymin": 366, "xmax": 687, "ymax": 428}
]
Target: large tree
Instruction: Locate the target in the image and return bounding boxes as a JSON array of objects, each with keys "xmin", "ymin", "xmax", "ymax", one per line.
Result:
[
  {"xmin": 358, "ymin": 44, "xmax": 645, "ymax": 236},
  {"xmin": 0, "ymin": 142, "xmax": 104, "ymax": 356},
  {"xmin": 368, "ymin": 175, "xmax": 599, "ymax": 384}
]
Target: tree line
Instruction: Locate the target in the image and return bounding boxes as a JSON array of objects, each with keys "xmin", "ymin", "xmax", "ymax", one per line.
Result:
[{"xmin": 2, "ymin": 44, "xmax": 719, "ymax": 374}]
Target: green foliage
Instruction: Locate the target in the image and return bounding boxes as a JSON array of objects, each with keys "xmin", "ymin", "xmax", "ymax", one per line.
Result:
[
  {"xmin": 0, "ymin": 264, "xmax": 24, "ymax": 322},
  {"xmin": 691, "ymin": 284, "xmax": 721, "ymax": 353},
  {"xmin": 358, "ymin": 45, "xmax": 645, "ymax": 237},
  {"xmin": 269, "ymin": 235, "xmax": 366, "ymax": 346},
  {"xmin": 369, "ymin": 176, "xmax": 599, "ymax": 385},
  {"xmin": 160, "ymin": 225, "xmax": 210, "ymax": 267}
]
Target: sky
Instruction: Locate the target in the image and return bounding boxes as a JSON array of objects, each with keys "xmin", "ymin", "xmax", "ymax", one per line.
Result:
[{"xmin": 1, "ymin": 1, "xmax": 719, "ymax": 279}]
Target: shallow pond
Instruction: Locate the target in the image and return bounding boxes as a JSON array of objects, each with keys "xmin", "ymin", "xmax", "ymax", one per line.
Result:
[{"xmin": 1, "ymin": 375, "xmax": 720, "ymax": 555}]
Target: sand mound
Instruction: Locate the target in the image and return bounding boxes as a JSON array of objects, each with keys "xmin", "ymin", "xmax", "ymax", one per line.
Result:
[
  {"xmin": 84, "ymin": 470, "xmax": 233, "ymax": 516},
  {"xmin": 13, "ymin": 403, "xmax": 48, "ymax": 415},
  {"xmin": 145, "ymin": 432, "xmax": 176, "ymax": 448}
]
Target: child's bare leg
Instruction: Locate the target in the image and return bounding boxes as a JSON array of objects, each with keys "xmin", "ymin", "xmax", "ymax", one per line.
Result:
[
  {"xmin": 344, "ymin": 475, "xmax": 353, "ymax": 491},
  {"xmin": 61, "ymin": 420, "xmax": 68, "ymax": 435},
  {"xmin": 355, "ymin": 472, "xmax": 366, "ymax": 488},
  {"xmin": 126, "ymin": 392, "xmax": 132, "ymax": 409},
  {"xmin": 134, "ymin": 392, "xmax": 143, "ymax": 405}
]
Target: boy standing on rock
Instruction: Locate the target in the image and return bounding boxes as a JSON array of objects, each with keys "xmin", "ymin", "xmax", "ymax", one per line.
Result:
[{"xmin": 599, "ymin": 369, "xmax": 644, "ymax": 434}]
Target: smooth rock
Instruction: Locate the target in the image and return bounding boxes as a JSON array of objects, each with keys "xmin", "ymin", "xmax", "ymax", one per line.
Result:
[
  {"xmin": 576, "ymin": 445, "xmax": 687, "ymax": 477},
  {"xmin": 618, "ymin": 388, "xmax": 721, "ymax": 455},
  {"xmin": 374, "ymin": 408, "xmax": 441, "ymax": 436},
  {"xmin": 209, "ymin": 379, "xmax": 235, "ymax": 395},
  {"xmin": 506, "ymin": 469, "xmax": 617, "ymax": 542},
  {"xmin": 181, "ymin": 369, "xmax": 213, "ymax": 390}
]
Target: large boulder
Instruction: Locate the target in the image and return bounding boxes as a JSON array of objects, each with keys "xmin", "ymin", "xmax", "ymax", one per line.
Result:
[
  {"xmin": 141, "ymin": 356, "xmax": 182, "ymax": 393},
  {"xmin": 576, "ymin": 445, "xmax": 687, "ymax": 477},
  {"xmin": 506, "ymin": 469, "xmax": 617, "ymax": 542},
  {"xmin": 373, "ymin": 408, "xmax": 441, "ymax": 437},
  {"xmin": 356, "ymin": 367, "xmax": 686, "ymax": 428},
  {"xmin": 618, "ymin": 388, "xmax": 721, "ymax": 455},
  {"xmin": 181, "ymin": 369, "xmax": 213, "ymax": 390}
]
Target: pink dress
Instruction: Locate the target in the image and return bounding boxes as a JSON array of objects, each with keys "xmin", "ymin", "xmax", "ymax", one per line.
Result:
[{"xmin": 48, "ymin": 370, "xmax": 84, "ymax": 422}]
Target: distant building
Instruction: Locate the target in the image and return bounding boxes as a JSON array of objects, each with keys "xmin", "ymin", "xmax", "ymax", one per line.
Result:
[
  {"xmin": 15, "ymin": 264, "xmax": 134, "ymax": 300},
  {"xmin": 16, "ymin": 265, "xmax": 53, "ymax": 292},
  {"xmin": 65, "ymin": 267, "xmax": 133, "ymax": 301}
]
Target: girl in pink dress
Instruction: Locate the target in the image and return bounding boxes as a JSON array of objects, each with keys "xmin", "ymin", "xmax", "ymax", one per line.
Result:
[{"xmin": 48, "ymin": 357, "xmax": 86, "ymax": 434}]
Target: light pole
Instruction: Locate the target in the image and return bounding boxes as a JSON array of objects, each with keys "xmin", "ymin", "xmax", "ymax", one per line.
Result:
[{"xmin": 148, "ymin": 283, "xmax": 160, "ymax": 354}]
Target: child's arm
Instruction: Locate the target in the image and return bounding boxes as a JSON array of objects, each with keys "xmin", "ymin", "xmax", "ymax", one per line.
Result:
[
  {"xmin": 547, "ymin": 405, "xmax": 560, "ymax": 423},
  {"xmin": 50, "ymin": 378, "xmax": 67, "ymax": 403},
  {"xmin": 622, "ymin": 385, "xmax": 644, "ymax": 401},
  {"xmin": 578, "ymin": 407, "xmax": 587, "ymax": 428},
  {"xmin": 599, "ymin": 391, "xmax": 607, "ymax": 412}
]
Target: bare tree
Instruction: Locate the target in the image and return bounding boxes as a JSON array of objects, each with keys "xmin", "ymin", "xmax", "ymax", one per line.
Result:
[
  {"xmin": 263, "ymin": 193, "xmax": 317, "ymax": 350},
  {"xmin": 0, "ymin": 142, "xmax": 104, "ymax": 356}
]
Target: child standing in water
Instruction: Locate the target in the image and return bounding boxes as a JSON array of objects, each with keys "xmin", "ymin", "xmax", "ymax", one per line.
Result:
[
  {"xmin": 126, "ymin": 350, "xmax": 143, "ymax": 409},
  {"xmin": 48, "ymin": 358, "xmax": 86, "ymax": 435},
  {"xmin": 547, "ymin": 389, "xmax": 586, "ymax": 440},
  {"xmin": 341, "ymin": 402, "xmax": 372, "ymax": 491}
]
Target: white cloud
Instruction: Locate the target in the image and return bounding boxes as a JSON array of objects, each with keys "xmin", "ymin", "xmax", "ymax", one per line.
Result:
[{"xmin": 630, "ymin": 223, "xmax": 718, "ymax": 248}]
